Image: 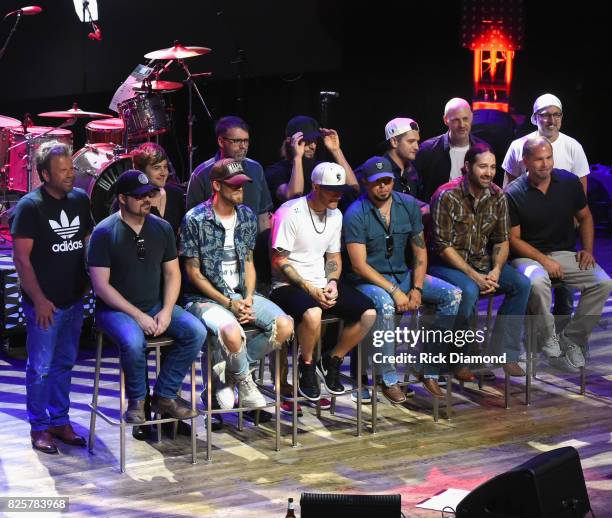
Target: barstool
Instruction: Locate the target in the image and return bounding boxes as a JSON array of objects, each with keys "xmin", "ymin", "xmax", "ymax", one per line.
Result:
[
  {"xmin": 203, "ymin": 325, "xmax": 282, "ymax": 462},
  {"xmin": 88, "ymin": 332, "xmax": 198, "ymax": 473}
]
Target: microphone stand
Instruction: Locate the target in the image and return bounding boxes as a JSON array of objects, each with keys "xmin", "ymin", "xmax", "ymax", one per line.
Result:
[
  {"xmin": 178, "ymin": 59, "xmax": 213, "ymax": 177},
  {"xmin": 0, "ymin": 11, "xmax": 22, "ymax": 61}
]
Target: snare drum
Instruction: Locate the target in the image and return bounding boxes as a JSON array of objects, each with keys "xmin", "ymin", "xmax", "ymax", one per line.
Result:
[
  {"xmin": 85, "ymin": 118, "xmax": 125, "ymax": 145},
  {"xmin": 72, "ymin": 144, "xmax": 133, "ymax": 222},
  {"xmin": 118, "ymin": 93, "xmax": 169, "ymax": 141},
  {"xmin": 6, "ymin": 126, "xmax": 73, "ymax": 192}
]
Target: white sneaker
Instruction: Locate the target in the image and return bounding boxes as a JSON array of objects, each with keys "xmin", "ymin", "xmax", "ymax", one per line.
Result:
[
  {"xmin": 541, "ymin": 335, "xmax": 562, "ymax": 358},
  {"xmin": 559, "ymin": 334, "xmax": 586, "ymax": 368},
  {"xmin": 212, "ymin": 361, "xmax": 236, "ymax": 410},
  {"xmin": 235, "ymin": 372, "xmax": 266, "ymax": 408}
]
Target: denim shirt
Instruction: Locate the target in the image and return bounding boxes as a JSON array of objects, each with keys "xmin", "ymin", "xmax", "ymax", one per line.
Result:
[{"xmin": 179, "ymin": 198, "xmax": 257, "ymax": 302}]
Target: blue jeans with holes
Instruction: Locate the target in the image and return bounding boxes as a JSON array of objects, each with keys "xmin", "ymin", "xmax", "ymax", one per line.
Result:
[
  {"xmin": 355, "ymin": 271, "xmax": 461, "ymax": 384},
  {"xmin": 428, "ymin": 263, "xmax": 531, "ymax": 362},
  {"xmin": 23, "ymin": 299, "xmax": 84, "ymax": 431},
  {"xmin": 95, "ymin": 303, "xmax": 206, "ymax": 401},
  {"xmin": 187, "ymin": 293, "xmax": 288, "ymax": 378}
]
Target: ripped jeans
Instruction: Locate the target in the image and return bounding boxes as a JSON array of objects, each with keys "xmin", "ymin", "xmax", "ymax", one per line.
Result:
[
  {"xmin": 355, "ymin": 272, "xmax": 461, "ymax": 384},
  {"xmin": 187, "ymin": 293, "xmax": 288, "ymax": 378}
]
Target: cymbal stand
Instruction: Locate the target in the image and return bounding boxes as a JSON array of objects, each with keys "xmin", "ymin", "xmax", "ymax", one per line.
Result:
[
  {"xmin": 178, "ymin": 59, "xmax": 213, "ymax": 177},
  {"xmin": 0, "ymin": 11, "xmax": 23, "ymax": 61}
]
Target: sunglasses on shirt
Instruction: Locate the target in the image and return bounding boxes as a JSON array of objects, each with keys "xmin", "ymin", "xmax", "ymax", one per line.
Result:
[{"xmin": 134, "ymin": 235, "xmax": 145, "ymax": 261}]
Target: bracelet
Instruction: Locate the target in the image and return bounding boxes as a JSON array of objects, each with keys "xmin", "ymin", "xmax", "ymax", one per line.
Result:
[
  {"xmin": 412, "ymin": 286, "xmax": 423, "ymax": 294},
  {"xmin": 227, "ymin": 297, "xmax": 232, "ymax": 310},
  {"xmin": 388, "ymin": 284, "xmax": 399, "ymax": 295}
]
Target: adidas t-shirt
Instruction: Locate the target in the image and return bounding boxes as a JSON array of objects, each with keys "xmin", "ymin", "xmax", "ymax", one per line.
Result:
[{"xmin": 9, "ymin": 186, "xmax": 94, "ymax": 307}]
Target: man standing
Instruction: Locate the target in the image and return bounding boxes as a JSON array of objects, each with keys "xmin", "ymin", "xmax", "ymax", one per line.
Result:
[
  {"xmin": 414, "ymin": 98, "xmax": 489, "ymax": 203},
  {"xmin": 11, "ymin": 142, "xmax": 93, "ymax": 454},
  {"xmin": 506, "ymin": 136, "xmax": 612, "ymax": 371},
  {"xmin": 180, "ymin": 158, "xmax": 294, "ymax": 410},
  {"xmin": 187, "ymin": 116, "xmax": 273, "ymax": 231},
  {"xmin": 270, "ymin": 162, "xmax": 376, "ymax": 401},
  {"xmin": 429, "ymin": 143, "xmax": 531, "ymax": 377},
  {"xmin": 88, "ymin": 170, "xmax": 205, "ymax": 424},
  {"xmin": 344, "ymin": 157, "xmax": 463, "ymax": 400},
  {"xmin": 265, "ymin": 115, "xmax": 358, "ymax": 210}
]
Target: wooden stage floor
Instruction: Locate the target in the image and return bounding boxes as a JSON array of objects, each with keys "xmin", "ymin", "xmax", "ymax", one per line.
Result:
[{"xmin": 1, "ymin": 239, "xmax": 611, "ymax": 517}]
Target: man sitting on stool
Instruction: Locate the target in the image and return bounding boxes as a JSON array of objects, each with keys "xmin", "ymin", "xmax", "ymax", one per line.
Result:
[
  {"xmin": 88, "ymin": 170, "xmax": 206, "ymax": 423},
  {"xmin": 270, "ymin": 162, "xmax": 376, "ymax": 401}
]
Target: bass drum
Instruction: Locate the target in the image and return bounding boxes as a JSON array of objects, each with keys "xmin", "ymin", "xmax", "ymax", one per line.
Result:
[{"xmin": 72, "ymin": 144, "xmax": 133, "ymax": 223}]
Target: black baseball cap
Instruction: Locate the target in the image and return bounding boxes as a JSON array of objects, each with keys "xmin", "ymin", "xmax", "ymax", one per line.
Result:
[
  {"xmin": 209, "ymin": 158, "xmax": 252, "ymax": 186},
  {"xmin": 115, "ymin": 170, "xmax": 159, "ymax": 196},
  {"xmin": 357, "ymin": 156, "xmax": 395, "ymax": 183},
  {"xmin": 285, "ymin": 115, "xmax": 321, "ymax": 141}
]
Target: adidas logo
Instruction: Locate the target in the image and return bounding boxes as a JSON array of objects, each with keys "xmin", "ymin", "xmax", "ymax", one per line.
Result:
[{"xmin": 49, "ymin": 210, "xmax": 80, "ymax": 240}]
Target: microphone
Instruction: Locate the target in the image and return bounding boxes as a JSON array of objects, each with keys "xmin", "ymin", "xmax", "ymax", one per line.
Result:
[
  {"xmin": 320, "ymin": 91, "xmax": 340, "ymax": 98},
  {"xmin": 4, "ymin": 5, "xmax": 42, "ymax": 19},
  {"xmin": 88, "ymin": 23, "xmax": 102, "ymax": 41}
]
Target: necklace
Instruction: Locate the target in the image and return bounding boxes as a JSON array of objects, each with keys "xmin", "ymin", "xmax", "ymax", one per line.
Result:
[{"xmin": 308, "ymin": 205, "xmax": 327, "ymax": 234}]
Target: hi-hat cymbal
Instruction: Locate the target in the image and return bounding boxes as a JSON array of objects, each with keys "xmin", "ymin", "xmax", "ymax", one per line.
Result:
[
  {"xmin": 0, "ymin": 114, "xmax": 22, "ymax": 127},
  {"xmin": 144, "ymin": 43, "xmax": 211, "ymax": 60},
  {"xmin": 132, "ymin": 80, "xmax": 183, "ymax": 92},
  {"xmin": 38, "ymin": 103, "xmax": 112, "ymax": 119}
]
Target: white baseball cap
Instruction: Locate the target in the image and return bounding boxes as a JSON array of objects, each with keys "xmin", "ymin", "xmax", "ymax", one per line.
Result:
[
  {"xmin": 531, "ymin": 93, "xmax": 563, "ymax": 125},
  {"xmin": 311, "ymin": 162, "xmax": 350, "ymax": 192},
  {"xmin": 385, "ymin": 117, "xmax": 420, "ymax": 140}
]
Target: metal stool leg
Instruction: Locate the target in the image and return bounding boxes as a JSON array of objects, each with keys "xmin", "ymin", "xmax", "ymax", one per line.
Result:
[
  {"xmin": 88, "ymin": 332, "xmax": 103, "ymax": 452},
  {"xmin": 371, "ymin": 363, "xmax": 378, "ymax": 434},
  {"xmin": 580, "ymin": 367, "xmax": 586, "ymax": 395},
  {"xmin": 206, "ymin": 336, "xmax": 213, "ymax": 462},
  {"xmin": 275, "ymin": 347, "xmax": 281, "ymax": 452},
  {"xmin": 119, "ymin": 363, "xmax": 126, "ymax": 474},
  {"xmin": 191, "ymin": 361, "xmax": 197, "ymax": 464},
  {"xmin": 445, "ymin": 373, "xmax": 453, "ymax": 420},
  {"xmin": 356, "ymin": 341, "xmax": 362, "ymax": 437},
  {"xmin": 292, "ymin": 337, "xmax": 299, "ymax": 447},
  {"xmin": 155, "ymin": 346, "xmax": 162, "ymax": 443}
]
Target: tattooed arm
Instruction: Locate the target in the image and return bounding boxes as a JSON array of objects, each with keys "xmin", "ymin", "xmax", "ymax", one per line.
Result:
[
  {"xmin": 183, "ymin": 256, "xmax": 234, "ymax": 309},
  {"xmin": 324, "ymin": 252, "xmax": 342, "ymax": 283},
  {"xmin": 244, "ymin": 250, "xmax": 256, "ymax": 300},
  {"xmin": 271, "ymin": 247, "xmax": 313, "ymax": 294},
  {"xmin": 410, "ymin": 232, "xmax": 427, "ymax": 290},
  {"xmin": 491, "ymin": 241, "xmax": 509, "ymax": 272}
]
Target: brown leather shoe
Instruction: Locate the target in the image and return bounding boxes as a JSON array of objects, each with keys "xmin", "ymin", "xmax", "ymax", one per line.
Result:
[
  {"xmin": 503, "ymin": 362, "xmax": 526, "ymax": 377},
  {"xmin": 48, "ymin": 423, "xmax": 86, "ymax": 447},
  {"xmin": 151, "ymin": 395, "xmax": 198, "ymax": 420},
  {"xmin": 454, "ymin": 366, "xmax": 476, "ymax": 382},
  {"xmin": 382, "ymin": 384, "xmax": 407, "ymax": 404},
  {"xmin": 125, "ymin": 399, "xmax": 146, "ymax": 424},
  {"xmin": 422, "ymin": 379, "xmax": 445, "ymax": 399},
  {"xmin": 31, "ymin": 430, "xmax": 58, "ymax": 454}
]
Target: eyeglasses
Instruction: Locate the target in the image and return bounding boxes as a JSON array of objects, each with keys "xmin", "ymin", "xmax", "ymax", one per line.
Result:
[
  {"xmin": 385, "ymin": 234, "xmax": 394, "ymax": 258},
  {"xmin": 537, "ymin": 111, "xmax": 563, "ymax": 120},
  {"xmin": 222, "ymin": 137, "xmax": 250, "ymax": 146},
  {"xmin": 128, "ymin": 191, "xmax": 156, "ymax": 201},
  {"xmin": 134, "ymin": 235, "xmax": 145, "ymax": 261}
]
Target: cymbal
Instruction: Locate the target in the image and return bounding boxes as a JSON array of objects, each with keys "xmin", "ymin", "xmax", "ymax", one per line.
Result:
[
  {"xmin": 38, "ymin": 103, "xmax": 112, "ymax": 119},
  {"xmin": 144, "ymin": 43, "xmax": 211, "ymax": 60},
  {"xmin": 132, "ymin": 80, "xmax": 183, "ymax": 92},
  {"xmin": 0, "ymin": 114, "xmax": 21, "ymax": 127}
]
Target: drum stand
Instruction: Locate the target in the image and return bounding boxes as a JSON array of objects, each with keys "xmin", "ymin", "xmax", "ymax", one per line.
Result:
[{"xmin": 178, "ymin": 59, "xmax": 213, "ymax": 177}]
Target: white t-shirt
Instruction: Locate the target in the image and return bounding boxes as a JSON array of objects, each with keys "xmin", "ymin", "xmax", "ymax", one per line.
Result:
[
  {"xmin": 449, "ymin": 144, "xmax": 470, "ymax": 180},
  {"xmin": 271, "ymin": 196, "xmax": 342, "ymax": 290},
  {"xmin": 219, "ymin": 212, "xmax": 239, "ymax": 290},
  {"xmin": 502, "ymin": 131, "xmax": 590, "ymax": 179}
]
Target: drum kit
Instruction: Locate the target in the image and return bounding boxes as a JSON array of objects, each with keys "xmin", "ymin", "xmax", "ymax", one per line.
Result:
[{"xmin": 0, "ymin": 41, "xmax": 212, "ymax": 222}]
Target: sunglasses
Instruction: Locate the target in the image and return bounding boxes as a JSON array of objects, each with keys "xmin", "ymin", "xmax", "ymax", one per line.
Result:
[
  {"xmin": 134, "ymin": 235, "xmax": 145, "ymax": 261},
  {"xmin": 127, "ymin": 191, "xmax": 157, "ymax": 201},
  {"xmin": 385, "ymin": 234, "xmax": 394, "ymax": 258}
]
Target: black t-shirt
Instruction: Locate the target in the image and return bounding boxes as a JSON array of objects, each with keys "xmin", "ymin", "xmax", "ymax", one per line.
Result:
[
  {"xmin": 265, "ymin": 157, "xmax": 319, "ymax": 210},
  {"xmin": 505, "ymin": 169, "xmax": 587, "ymax": 254},
  {"xmin": 87, "ymin": 212, "xmax": 177, "ymax": 312},
  {"xmin": 9, "ymin": 187, "xmax": 94, "ymax": 307}
]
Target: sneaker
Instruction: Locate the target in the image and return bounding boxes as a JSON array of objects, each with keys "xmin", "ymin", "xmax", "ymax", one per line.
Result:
[
  {"xmin": 382, "ymin": 383, "xmax": 407, "ymax": 404},
  {"xmin": 305, "ymin": 397, "xmax": 333, "ymax": 409},
  {"xmin": 559, "ymin": 334, "xmax": 586, "ymax": 368},
  {"xmin": 244, "ymin": 410, "xmax": 273, "ymax": 423},
  {"xmin": 298, "ymin": 357, "xmax": 321, "ymax": 401},
  {"xmin": 351, "ymin": 388, "xmax": 372, "ymax": 404},
  {"xmin": 280, "ymin": 401, "xmax": 303, "ymax": 417},
  {"xmin": 212, "ymin": 361, "xmax": 236, "ymax": 410},
  {"xmin": 235, "ymin": 372, "xmax": 267, "ymax": 408},
  {"xmin": 541, "ymin": 335, "xmax": 562, "ymax": 358},
  {"xmin": 316, "ymin": 354, "xmax": 345, "ymax": 395}
]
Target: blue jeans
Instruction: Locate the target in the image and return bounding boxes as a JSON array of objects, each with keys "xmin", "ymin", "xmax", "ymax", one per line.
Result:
[
  {"xmin": 96, "ymin": 303, "xmax": 206, "ymax": 400},
  {"xmin": 428, "ymin": 263, "xmax": 531, "ymax": 362},
  {"xmin": 23, "ymin": 300, "xmax": 84, "ymax": 431},
  {"xmin": 187, "ymin": 293, "xmax": 289, "ymax": 377},
  {"xmin": 355, "ymin": 272, "xmax": 461, "ymax": 383}
]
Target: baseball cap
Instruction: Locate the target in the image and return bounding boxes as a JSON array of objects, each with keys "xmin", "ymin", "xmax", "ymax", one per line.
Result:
[
  {"xmin": 385, "ymin": 117, "xmax": 420, "ymax": 140},
  {"xmin": 285, "ymin": 115, "xmax": 321, "ymax": 141},
  {"xmin": 115, "ymin": 170, "xmax": 159, "ymax": 196},
  {"xmin": 531, "ymin": 94, "xmax": 563, "ymax": 125},
  {"xmin": 209, "ymin": 158, "xmax": 252, "ymax": 186},
  {"xmin": 311, "ymin": 162, "xmax": 351, "ymax": 192},
  {"xmin": 357, "ymin": 156, "xmax": 395, "ymax": 183}
]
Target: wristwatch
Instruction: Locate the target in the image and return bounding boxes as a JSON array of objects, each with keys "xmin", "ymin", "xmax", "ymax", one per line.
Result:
[{"xmin": 412, "ymin": 286, "xmax": 423, "ymax": 294}]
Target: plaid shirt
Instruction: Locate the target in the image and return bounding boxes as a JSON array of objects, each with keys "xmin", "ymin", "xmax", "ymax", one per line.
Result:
[
  {"xmin": 179, "ymin": 198, "xmax": 257, "ymax": 301},
  {"xmin": 430, "ymin": 176, "xmax": 509, "ymax": 272}
]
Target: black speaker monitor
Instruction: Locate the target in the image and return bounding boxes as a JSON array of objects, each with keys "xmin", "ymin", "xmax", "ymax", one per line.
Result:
[{"xmin": 300, "ymin": 492, "xmax": 401, "ymax": 518}]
